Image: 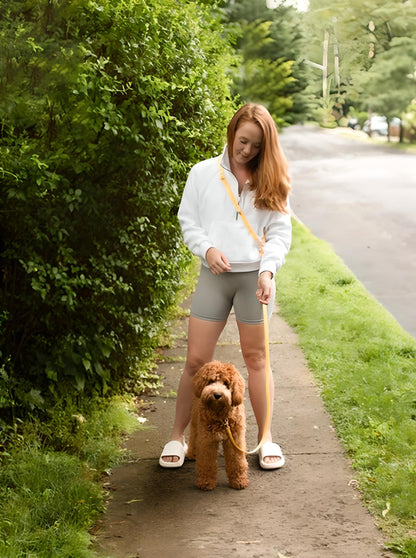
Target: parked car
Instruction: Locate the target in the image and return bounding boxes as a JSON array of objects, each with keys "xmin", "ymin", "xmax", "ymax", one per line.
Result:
[
  {"xmin": 347, "ymin": 117, "xmax": 360, "ymax": 130},
  {"xmin": 363, "ymin": 115, "xmax": 388, "ymax": 136},
  {"xmin": 363, "ymin": 115, "xmax": 401, "ymax": 137}
]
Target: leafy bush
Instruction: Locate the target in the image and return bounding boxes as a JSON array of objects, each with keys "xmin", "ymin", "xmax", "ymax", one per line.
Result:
[{"xmin": 0, "ymin": 0, "xmax": 234, "ymax": 416}]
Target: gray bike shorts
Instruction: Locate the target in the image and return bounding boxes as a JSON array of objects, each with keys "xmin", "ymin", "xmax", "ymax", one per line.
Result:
[{"xmin": 190, "ymin": 265, "xmax": 275, "ymax": 325}]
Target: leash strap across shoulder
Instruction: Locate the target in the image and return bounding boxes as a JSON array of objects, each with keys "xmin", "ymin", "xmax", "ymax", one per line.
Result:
[
  {"xmin": 217, "ymin": 156, "xmax": 271, "ymax": 456},
  {"xmin": 218, "ymin": 156, "xmax": 265, "ymax": 256}
]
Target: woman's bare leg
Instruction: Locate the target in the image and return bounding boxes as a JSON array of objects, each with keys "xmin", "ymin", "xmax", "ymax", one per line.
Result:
[
  {"xmin": 237, "ymin": 320, "xmax": 282, "ymax": 466},
  {"xmin": 161, "ymin": 316, "xmax": 226, "ymax": 463}
]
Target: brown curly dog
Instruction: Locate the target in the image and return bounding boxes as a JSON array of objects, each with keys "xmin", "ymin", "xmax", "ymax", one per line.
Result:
[{"xmin": 187, "ymin": 360, "xmax": 249, "ymax": 491}]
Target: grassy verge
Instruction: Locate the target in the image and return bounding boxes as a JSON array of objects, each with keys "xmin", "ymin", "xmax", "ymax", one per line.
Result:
[
  {"xmin": 276, "ymin": 219, "xmax": 416, "ymax": 557},
  {"xmin": 328, "ymin": 126, "xmax": 416, "ymax": 154},
  {"xmin": 0, "ymin": 397, "xmax": 142, "ymax": 557}
]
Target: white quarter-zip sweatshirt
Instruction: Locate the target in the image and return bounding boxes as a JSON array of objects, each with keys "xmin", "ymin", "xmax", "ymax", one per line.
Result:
[{"xmin": 178, "ymin": 147, "xmax": 292, "ymax": 277}]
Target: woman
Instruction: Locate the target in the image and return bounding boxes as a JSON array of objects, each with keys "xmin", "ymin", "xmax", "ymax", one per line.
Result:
[{"xmin": 160, "ymin": 103, "xmax": 292, "ymax": 470}]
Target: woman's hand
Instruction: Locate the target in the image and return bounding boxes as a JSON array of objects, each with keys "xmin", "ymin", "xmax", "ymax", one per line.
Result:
[
  {"xmin": 206, "ymin": 247, "xmax": 232, "ymax": 275},
  {"xmin": 256, "ymin": 271, "xmax": 273, "ymax": 305}
]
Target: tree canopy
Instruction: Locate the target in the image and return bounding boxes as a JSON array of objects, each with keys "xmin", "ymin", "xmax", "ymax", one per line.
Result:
[
  {"xmin": 224, "ymin": 0, "xmax": 310, "ymax": 126},
  {"xmin": 302, "ymin": 0, "xmax": 416, "ymax": 121}
]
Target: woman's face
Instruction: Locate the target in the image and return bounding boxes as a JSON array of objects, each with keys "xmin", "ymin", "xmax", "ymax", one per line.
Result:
[{"xmin": 232, "ymin": 120, "xmax": 263, "ymax": 167}]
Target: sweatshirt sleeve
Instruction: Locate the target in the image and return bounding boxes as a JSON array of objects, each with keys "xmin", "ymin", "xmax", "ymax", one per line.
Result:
[
  {"xmin": 177, "ymin": 166, "xmax": 214, "ymax": 260},
  {"xmin": 259, "ymin": 207, "xmax": 292, "ymax": 277}
]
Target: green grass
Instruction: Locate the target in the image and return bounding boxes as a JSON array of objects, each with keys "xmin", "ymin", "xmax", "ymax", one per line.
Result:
[
  {"xmin": 0, "ymin": 397, "xmax": 142, "ymax": 557},
  {"xmin": 276, "ymin": 219, "xmax": 416, "ymax": 557},
  {"xmin": 327, "ymin": 125, "xmax": 416, "ymax": 154},
  {"xmin": 0, "ymin": 449, "xmax": 102, "ymax": 557}
]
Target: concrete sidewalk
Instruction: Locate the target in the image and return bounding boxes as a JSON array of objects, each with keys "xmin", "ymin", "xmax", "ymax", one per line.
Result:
[{"xmin": 94, "ymin": 298, "xmax": 393, "ymax": 558}]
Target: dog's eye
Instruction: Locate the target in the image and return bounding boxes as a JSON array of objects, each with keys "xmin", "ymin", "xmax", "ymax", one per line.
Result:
[
  {"xmin": 224, "ymin": 380, "xmax": 230, "ymax": 388},
  {"xmin": 208, "ymin": 379, "xmax": 216, "ymax": 384}
]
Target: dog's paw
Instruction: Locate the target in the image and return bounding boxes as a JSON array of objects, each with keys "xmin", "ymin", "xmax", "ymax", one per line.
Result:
[
  {"xmin": 197, "ymin": 479, "xmax": 217, "ymax": 491},
  {"xmin": 229, "ymin": 475, "xmax": 249, "ymax": 490}
]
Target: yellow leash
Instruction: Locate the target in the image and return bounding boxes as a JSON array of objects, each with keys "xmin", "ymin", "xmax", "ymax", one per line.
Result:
[
  {"xmin": 218, "ymin": 157, "xmax": 271, "ymax": 455},
  {"xmin": 224, "ymin": 303, "xmax": 271, "ymax": 455},
  {"xmin": 218, "ymin": 157, "xmax": 265, "ymax": 256}
]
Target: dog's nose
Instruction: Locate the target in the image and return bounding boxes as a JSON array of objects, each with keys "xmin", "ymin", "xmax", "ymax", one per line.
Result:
[{"xmin": 213, "ymin": 393, "xmax": 222, "ymax": 400}]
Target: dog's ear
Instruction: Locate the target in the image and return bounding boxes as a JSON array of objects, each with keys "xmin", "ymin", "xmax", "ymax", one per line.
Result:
[
  {"xmin": 227, "ymin": 364, "xmax": 245, "ymax": 406},
  {"xmin": 193, "ymin": 363, "xmax": 210, "ymax": 398}
]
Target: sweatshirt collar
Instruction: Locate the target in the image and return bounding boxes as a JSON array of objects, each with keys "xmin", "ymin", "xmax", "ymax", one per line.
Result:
[
  {"xmin": 220, "ymin": 145, "xmax": 232, "ymax": 172},
  {"xmin": 220, "ymin": 145, "xmax": 251, "ymax": 189}
]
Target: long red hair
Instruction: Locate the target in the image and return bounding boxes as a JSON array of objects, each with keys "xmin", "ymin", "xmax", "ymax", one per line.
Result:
[{"xmin": 227, "ymin": 103, "xmax": 291, "ymax": 213}]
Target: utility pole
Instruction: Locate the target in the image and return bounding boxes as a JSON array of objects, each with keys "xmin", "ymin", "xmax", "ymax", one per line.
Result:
[
  {"xmin": 333, "ymin": 35, "xmax": 340, "ymax": 95},
  {"xmin": 304, "ymin": 29, "xmax": 340, "ymax": 99},
  {"xmin": 322, "ymin": 31, "xmax": 329, "ymax": 99}
]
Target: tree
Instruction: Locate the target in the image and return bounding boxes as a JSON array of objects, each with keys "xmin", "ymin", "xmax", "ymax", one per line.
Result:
[
  {"xmin": 231, "ymin": 20, "xmax": 296, "ymax": 125},
  {"xmin": 225, "ymin": 0, "xmax": 311, "ymax": 126},
  {"xmin": 302, "ymin": 0, "xmax": 416, "ymax": 127},
  {"xmin": 355, "ymin": 35, "xmax": 416, "ymax": 124}
]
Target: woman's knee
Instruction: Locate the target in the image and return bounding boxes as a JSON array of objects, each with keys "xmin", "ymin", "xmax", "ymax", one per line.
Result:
[
  {"xmin": 184, "ymin": 354, "xmax": 207, "ymax": 376},
  {"xmin": 242, "ymin": 349, "xmax": 266, "ymax": 373}
]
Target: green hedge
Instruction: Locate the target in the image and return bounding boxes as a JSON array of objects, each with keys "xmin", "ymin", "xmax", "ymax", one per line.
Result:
[{"xmin": 0, "ymin": 0, "xmax": 234, "ymax": 416}]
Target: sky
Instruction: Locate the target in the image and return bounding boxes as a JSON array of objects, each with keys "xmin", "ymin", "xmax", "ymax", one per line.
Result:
[
  {"xmin": 266, "ymin": 0, "xmax": 309, "ymax": 11},
  {"xmin": 294, "ymin": 0, "xmax": 309, "ymax": 11}
]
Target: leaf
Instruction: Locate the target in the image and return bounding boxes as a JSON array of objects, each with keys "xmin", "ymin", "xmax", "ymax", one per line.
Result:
[
  {"xmin": 74, "ymin": 373, "xmax": 85, "ymax": 392},
  {"xmin": 28, "ymin": 389, "xmax": 44, "ymax": 408},
  {"xmin": 82, "ymin": 358, "xmax": 92, "ymax": 371},
  {"xmin": 46, "ymin": 368, "xmax": 58, "ymax": 382}
]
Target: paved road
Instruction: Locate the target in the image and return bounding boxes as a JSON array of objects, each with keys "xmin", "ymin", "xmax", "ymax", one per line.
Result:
[{"xmin": 280, "ymin": 125, "xmax": 416, "ymax": 338}]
